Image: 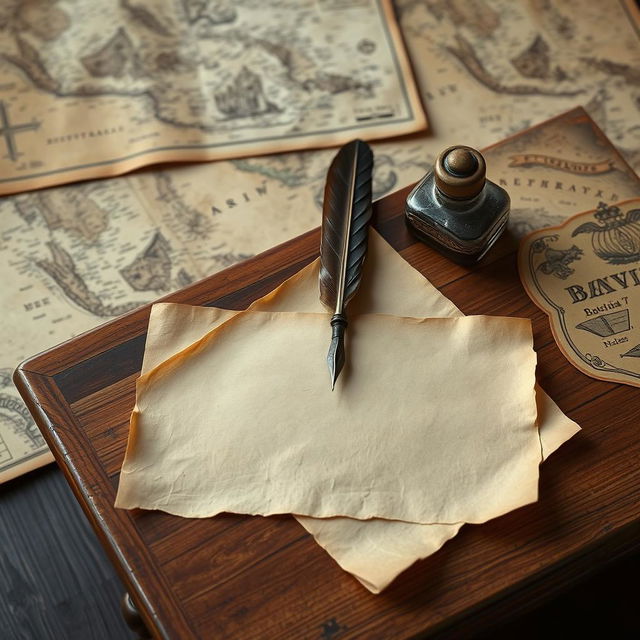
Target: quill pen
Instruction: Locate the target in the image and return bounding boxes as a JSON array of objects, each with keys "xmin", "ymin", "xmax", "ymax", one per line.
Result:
[{"xmin": 319, "ymin": 139, "xmax": 374, "ymax": 389}]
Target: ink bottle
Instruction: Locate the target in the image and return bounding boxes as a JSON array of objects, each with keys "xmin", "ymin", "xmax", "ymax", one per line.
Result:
[{"xmin": 404, "ymin": 146, "xmax": 510, "ymax": 265}]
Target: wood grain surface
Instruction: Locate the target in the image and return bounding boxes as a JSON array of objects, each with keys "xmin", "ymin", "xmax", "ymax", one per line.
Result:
[{"xmin": 14, "ymin": 185, "xmax": 640, "ymax": 640}]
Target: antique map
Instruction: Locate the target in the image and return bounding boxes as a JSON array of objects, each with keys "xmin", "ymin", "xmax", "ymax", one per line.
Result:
[
  {"xmin": 2, "ymin": 0, "xmax": 640, "ymax": 481},
  {"xmin": 396, "ymin": 0, "xmax": 640, "ymax": 167},
  {"xmin": 0, "ymin": 0, "xmax": 424, "ymax": 194}
]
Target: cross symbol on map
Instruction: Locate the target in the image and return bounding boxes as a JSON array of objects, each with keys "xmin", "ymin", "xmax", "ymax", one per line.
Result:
[{"xmin": 0, "ymin": 101, "xmax": 41, "ymax": 162}]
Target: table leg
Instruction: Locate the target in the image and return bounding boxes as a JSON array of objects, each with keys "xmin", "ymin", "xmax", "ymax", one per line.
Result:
[{"xmin": 121, "ymin": 592, "xmax": 151, "ymax": 639}]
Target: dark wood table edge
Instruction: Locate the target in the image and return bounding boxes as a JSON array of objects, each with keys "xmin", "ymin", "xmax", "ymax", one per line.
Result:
[{"xmin": 13, "ymin": 367, "xmax": 171, "ymax": 639}]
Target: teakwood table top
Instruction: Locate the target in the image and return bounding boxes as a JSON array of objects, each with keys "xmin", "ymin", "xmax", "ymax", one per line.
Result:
[{"xmin": 14, "ymin": 184, "xmax": 640, "ymax": 640}]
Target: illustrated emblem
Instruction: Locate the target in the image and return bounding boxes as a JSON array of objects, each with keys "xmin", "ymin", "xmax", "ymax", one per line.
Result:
[
  {"xmin": 536, "ymin": 242, "xmax": 583, "ymax": 279},
  {"xmin": 571, "ymin": 201, "xmax": 640, "ymax": 265},
  {"xmin": 622, "ymin": 344, "xmax": 640, "ymax": 358},
  {"xmin": 576, "ymin": 309, "xmax": 630, "ymax": 337}
]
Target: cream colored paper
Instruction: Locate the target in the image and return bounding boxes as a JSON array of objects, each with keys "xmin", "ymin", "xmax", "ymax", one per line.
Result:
[
  {"xmin": 297, "ymin": 385, "xmax": 574, "ymax": 593},
  {"xmin": 120, "ymin": 310, "xmax": 540, "ymax": 524},
  {"xmin": 119, "ymin": 231, "xmax": 580, "ymax": 591},
  {"xmin": 0, "ymin": 0, "xmax": 425, "ymax": 195}
]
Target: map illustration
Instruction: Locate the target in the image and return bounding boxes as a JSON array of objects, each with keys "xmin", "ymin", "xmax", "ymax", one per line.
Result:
[
  {"xmin": 0, "ymin": 0, "xmax": 425, "ymax": 194},
  {"xmin": 1, "ymin": 0, "xmax": 640, "ymax": 480},
  {"xmin": 394, "ymin": 0, "xmax": 640, "ymax": 167},
  {"xmin": 0, "ymin": 367, "xmax": 46, "ymax": 471}
]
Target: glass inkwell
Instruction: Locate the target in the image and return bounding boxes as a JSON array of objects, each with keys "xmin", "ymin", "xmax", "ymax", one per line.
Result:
[{"xmin": 404, "ymin": 145, "xmax": 510, "ymax": 265}]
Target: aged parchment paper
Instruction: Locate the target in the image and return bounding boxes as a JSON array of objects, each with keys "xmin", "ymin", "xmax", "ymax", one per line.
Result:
[
  {"xmin": 118, "ymin": 231, "xmax": 580, "ymax": 591},
  {"xmin": 121, "ymin": 311, "xmax": 541, "ymax": 524}
]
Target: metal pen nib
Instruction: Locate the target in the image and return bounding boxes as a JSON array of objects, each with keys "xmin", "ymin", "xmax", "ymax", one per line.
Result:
[{"xmin": 327, "ymin": 314, "xmax": 347, "ymax": 389}]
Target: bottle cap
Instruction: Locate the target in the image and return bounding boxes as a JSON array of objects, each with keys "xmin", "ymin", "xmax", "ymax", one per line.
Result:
[{"xmin": 434, "ymin": 146, "xmax": 486, "ymax": 199}]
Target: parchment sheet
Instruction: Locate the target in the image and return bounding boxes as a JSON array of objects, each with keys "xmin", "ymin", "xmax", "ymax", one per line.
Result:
[
  {"xmin": 121, "ymin": 310, "xmax": 540, "ymax": 524},
  {"xmin": 118, "ymin": 230, "xmax": 580, "ymax": 591}
]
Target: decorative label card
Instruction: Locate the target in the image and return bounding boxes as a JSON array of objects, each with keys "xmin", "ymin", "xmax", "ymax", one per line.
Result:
[{"xmin": 519, "ymin": 198, "xmax": 640, "ymax": 387}]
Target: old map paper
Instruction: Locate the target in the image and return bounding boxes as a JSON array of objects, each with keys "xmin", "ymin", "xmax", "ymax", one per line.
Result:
[
  {"xmin": 395, "ymin": 0, "xmax": 640, "ymax": 168},
  {"xmin": 0, "ymin": 0, "xmax": 425, "ymax": 194},
  {"xmin": 519, "ymin": 197, "xmax": 640, "ymax": 388},
  {"xmin": 2, "ymin": 0, "xmax": 640, "ymax": 481}
]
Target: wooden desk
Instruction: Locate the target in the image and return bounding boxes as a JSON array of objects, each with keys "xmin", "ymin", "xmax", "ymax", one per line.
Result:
[{"xmin": 14, "ymin": 186, "xmax": 640, "ymax": 639}]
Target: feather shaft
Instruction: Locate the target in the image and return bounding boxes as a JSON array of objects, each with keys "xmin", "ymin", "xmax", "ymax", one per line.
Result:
[{"xmin": 334, "ymin": 144, "xmax": 359, "ymax": 314}]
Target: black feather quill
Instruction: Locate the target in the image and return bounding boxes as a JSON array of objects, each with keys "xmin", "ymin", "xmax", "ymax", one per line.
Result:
[{"xmin": 319, "ymin": 139, "xmax": 374, "ymax": 389}]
